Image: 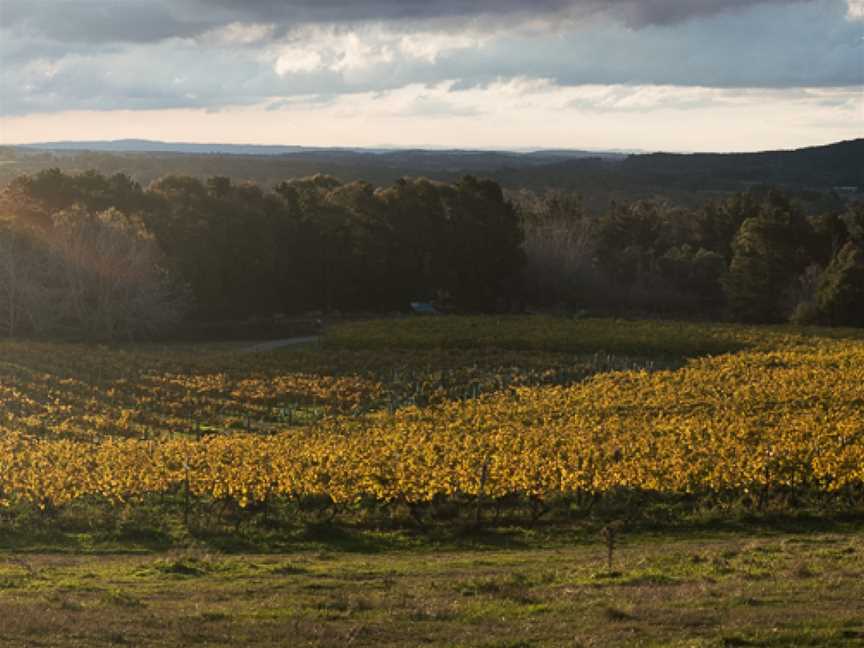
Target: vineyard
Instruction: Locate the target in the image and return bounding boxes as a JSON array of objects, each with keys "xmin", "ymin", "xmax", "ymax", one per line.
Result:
[{"xmin": 1, "ymin": 317, "xmax": 863, "ymax": 526}]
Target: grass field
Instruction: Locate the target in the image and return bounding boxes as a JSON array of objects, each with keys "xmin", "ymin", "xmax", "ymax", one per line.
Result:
[
  {"xmin": 1, "ymin": 529, "xmax": 863, "ymax": 647},
  {"xmin": 1, "ymin": 316, "xmax": 863, "ymax": 646}
]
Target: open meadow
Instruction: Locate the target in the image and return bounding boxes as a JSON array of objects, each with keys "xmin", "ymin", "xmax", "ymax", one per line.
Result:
[{"xmin": 1, "ymin": 316, "xmax": 863, "ymax": 646}]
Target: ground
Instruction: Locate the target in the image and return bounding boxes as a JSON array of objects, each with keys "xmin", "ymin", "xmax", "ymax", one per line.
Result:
[
  {"xmin": 1, "ymin": 526, "xmax": 862, "ymax": 647},
  {"xmin": 1, "ymin": 316, "xmax": 863, "ymax": 646}
]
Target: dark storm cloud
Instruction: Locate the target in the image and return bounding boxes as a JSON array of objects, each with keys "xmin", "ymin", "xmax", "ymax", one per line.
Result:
[
  {"xmin": 0, "ymin": 1, "xmax": 213, "ymax": 44},
  {"xmin": 607, "ymin": 0, "xmax": 811, "ymax": 27},
  {"xmin": 1, "ymin": 0, "xmax": 814, "ymax": 45},
  {"xmin": 209, "ymin": 0, "xmax": 812, "ymax": 28}
]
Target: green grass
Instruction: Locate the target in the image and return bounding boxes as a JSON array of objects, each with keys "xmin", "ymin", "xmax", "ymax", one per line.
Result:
[
  {"xmin": 323, "ymin": 315, "xmax": 864, "ymax": 357},
  {"xmin": 0, "ymin": 529, "xmax": 862, "ymax": 647}
]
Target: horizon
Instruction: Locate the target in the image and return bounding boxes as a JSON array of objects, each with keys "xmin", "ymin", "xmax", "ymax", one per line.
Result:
[
  {"xmin": 10, "ymin": 137, "xmax": 644, "ymax": 155},
  {"xmin": 9, "ymin": 135, "xmax": 862, "ymax": 157},
  {"xmin": 1, "ymin": 1, "xmax": 862, "ymax": 152}
]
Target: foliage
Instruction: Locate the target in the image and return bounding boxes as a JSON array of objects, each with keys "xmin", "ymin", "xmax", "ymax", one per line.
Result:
[
  {"xmin": 0, "ymin": 201, "xmax": 186, "ymax": 340},
  {"xmin": 816, "ymin": 242, "xmax": 864, "ymax": 326},
  {"xmin": 1, "ymin": 318, "xmax": 863, "ymax": 517},
  {"xmin": 2, "ymin": 169, "xmax": 862, "ymax": 329},
  {"xmin": 4, "ymin": 138, "xmax": 861, "ymax": 212},
  {"xmin": 0, "ymin": 329, "xmax": 664, "ymax": 442},
  {"xmin": 517, "ymin": 192, "xmax": 602, "ymax": 309},
  {"xmin": 723, "ymin": 192, "xmax": 813, "ymax": 322},
  {"xmin": 323, "ymin": 315, "xmax": 753, "ymax": 356},
  {"xmin": 1, "ymin": 170, "xmax": 524, "ymax": 322}
]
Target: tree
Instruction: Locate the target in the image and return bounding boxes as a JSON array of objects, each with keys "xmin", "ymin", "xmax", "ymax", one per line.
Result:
[
  {"xmin": 815, "ymin": 242, "xmax": 864, "ymax": 327},
  {"xmin": 519, "ymin": 193, "xmax": 596, "ymax": 308},
  {"xmin": 723, "ymin": 191, "xmax": 812, "ymax": 323},
  {"xmin": 447, "ymin": 176, "xmax": 524, "ymax": 311},
  {"xmin": 593, "ymin": 201, "xmax": 662, "ymax": 285},
  {"xmin": 46, "ymin": 206, "xmax": 188, "ymax": 340},
  {"xmin": 0, "ymin": 219, "xmax": 53, "ymax": 337},
  {"xmin": 841, "ymin": 201, "xmax": 864, "ymax": 246},
  {"xmin": 658, "ymin": 245, "xmax": 727, "ymax": 313}
]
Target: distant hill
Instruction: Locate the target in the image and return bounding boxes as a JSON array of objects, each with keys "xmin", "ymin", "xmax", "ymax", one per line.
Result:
[
  {"xmin": 18, "ymin": 139, "xmax": 627, "ymax": 166},
  {"xmin": 491, "ymin": 139, "xmax": 864, "ymax": 205},
  {"xmin": 21, "ymin": 139, "xmax": 379, "ymax": 156},
  {"xmin": 622, "ymin": 139, "xmax": 864, "ymax": 189},
  {"xmin": 3, "ymin": 138, "xmax": 861, "ymax": 210}
]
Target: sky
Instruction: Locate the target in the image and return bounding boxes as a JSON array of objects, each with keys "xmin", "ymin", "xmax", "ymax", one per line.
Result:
[{"xmin": 0, "ymin": 0, "xmax": 862, "ymax": 152}]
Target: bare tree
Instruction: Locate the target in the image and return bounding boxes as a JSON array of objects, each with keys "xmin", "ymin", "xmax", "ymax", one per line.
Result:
[
  {"xmin": 0, "ymin": 205, "xmax": 187, "ymax": 341},
  {"xmin": 46, "ymin": 206, "xmax": 188, "ymax": 340},
  {"xmin": 514, "ymin": 190, "xmax": 601, "ymax": 308}
]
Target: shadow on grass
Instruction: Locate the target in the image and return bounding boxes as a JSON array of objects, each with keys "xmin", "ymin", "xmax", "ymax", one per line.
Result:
[
  {"xmin": 323, "ymin": 316, "xmax": 759, "ymax": 360},
  {"xmin": 629, "ymin": 510, "xmax": 864, "ymax": 539},
  {"xmin": 0, "ymin": 526, "xmax": 174, "ymax": 554},
  {"xmin": 1, "ymin": 509, "xmax": 862, "ymax": 556}
]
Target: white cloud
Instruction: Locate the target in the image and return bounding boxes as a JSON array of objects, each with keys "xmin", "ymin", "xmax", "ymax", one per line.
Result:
[
  {"xmin": 4, "ymin": 81, "xmax": 860, "ymax": 151},
  {"xmin": 202, "ymin": 22, "xmax": 275, "ymax": 46},
  {"xmin": 398, "ymin": 31, "xmax": 489, "ymax": 63},
  {"xmin": 271, "ymin": 27, "xmax": 397, "ymax": 79},
  {"xmin": 275, "ymin": 47, "xmax": 324, "ymax": 75},
  {"xmin": 329, "ymin": 32, "xmax": 395, "ymax": 73},
  {"xmin": 270, "ymin": 25, "xmax": 486, "ymax": 79},
  {"xmin": 847, "ymin": 0, "xmax": 864, "ymax": 18}
]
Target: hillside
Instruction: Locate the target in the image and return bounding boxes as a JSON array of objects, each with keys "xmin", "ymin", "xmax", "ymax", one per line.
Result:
[
  {"xmin": 494, "ymin": 139, "xmax": 864, "ymax": 198},
  {"xmin": 2, "ymin": 139, "xmax": 860, "ymax": 209}
]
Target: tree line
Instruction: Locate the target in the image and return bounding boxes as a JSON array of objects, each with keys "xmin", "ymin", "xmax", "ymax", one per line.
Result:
[
  {"xmin": 0, "ymin": 168, "xmax": 861, "ymax": 341},
  {"xmin": 516, "ymin": 188, "xmax": 864, "ymax": 326},
  {"xmin": 0, "ymin": 169, "xmax": 523, "ymax": 339}
]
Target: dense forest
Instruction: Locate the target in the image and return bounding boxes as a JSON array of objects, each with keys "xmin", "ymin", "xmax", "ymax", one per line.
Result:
[
  {"xmin": 2, "ymin": 138, "xmax": 861, "ymax": 212},
  {"xmin": 0, "ymin": 168, "xmax": 862, "ymax": 341}
]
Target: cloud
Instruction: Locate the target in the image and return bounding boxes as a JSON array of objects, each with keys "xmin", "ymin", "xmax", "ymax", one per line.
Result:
[
  {"xmin": 197, "ymin": 0, "xmax": 824, "ymax": 30},
  {"xmin": 201, "ymin": 22, "xmax": 276, "ymax": 46},
  {"xmin": 0, "ymin": 1, "xmax": 212, "ymax": 44},
  {"xmin": 1, "ymin": 0, "xmax": 820, "ymax": 47},
  {"xmin": 3, "ymin": 81, "xmax": 860, "ymax": 151},
  {"xmin": 1, "ymin": 0, "xmax": 861, "ymax": 118},
  {"xmin": 269, "ymin": 24, "xmax": 489, "ymax": 80},
  {"xmin": 275, "ymin": 47, "xmax": 324, "ymax": 75}
]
